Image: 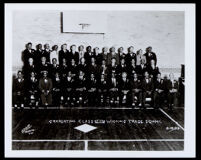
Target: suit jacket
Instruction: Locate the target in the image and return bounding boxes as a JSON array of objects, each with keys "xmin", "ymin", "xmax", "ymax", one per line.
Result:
[
  {"xmin": 116, "ymin": 64, "xmax": 129, "ymax": 75},
  {"xmin": 84, "ymin": 52, "xmax": 95, "ymax": 65},
  {"xmin": 147, "ymin": 65, "xmax": 160, "ymax": 80},
  {"xmin": 35, "ymin": 49, "xmax": 43, "ymax": 65},
  {"xmin": 126, "ymin": 52, "xmax": 136, "ymax": 64},
  {"xmin": 136, "ymin": 64, "xmax": 148, "ymax": 77},
  {"xmin": 107, "ymin": 52, "xmax": 120, "ymax": 65},
  {"xmin": 39, "ymin": 77, "xmax": 53, "ymax": 92},
  {"xmin": 69, "ymin": 51, "xmax": 79, "ymax": 65},
  {"xmin": 22, "ymin": 49, "xmax": 36, "ymax": 66},
  {"xmin": 27, "ymin": 77, "xmax": 38, "ymax": 93},
  {"xmin": 154, "ymin": 78, "xmax": 165, "ymax": 90},
  {"xmin": 101, "ymin": 52, "xmax": 108, "ymax": 61},
  {"xmin": 50, "ymin": 64, "xmax": 60, "ymax": 79},
  {"xmin": 119, "ymin": 78, "xmax": 130, "ymax": 91},
  {"xmin": 167, "ymin": 79, "xmax": 179, "ymax": 90},
  {"xmin": 130, "ymin": 79, "xmax": 142, "ymax": 90},
  {"xmin": 97, "ymin": 79, "xmax": 108, "ymax": 91},
  {"xmin": 58, "ymin": 49, "xmax": 69, "ymax": 65},
  {"xmin": 142, "ymin": 78, "xmax": 154, "ymax": 91},
  {"xmin": 42, "ymin": 49, "xmax": 51, "ymax": 63},
  {"xmin": 144, "ymin": 52, "xmax": 157, "ymax": 66},
  {"xmin": 62, "ymin": 76, "xmax": 75, "ymax": 91},
  {"xmin": 13, "ymin": 78, "xmax": 25, "ymax": 93}
]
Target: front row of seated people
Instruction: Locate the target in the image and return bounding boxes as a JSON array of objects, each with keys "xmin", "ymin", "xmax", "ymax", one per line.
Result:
[{"xmin": 13, "ymin": 56, "xmax": 179, "ymax": 110}]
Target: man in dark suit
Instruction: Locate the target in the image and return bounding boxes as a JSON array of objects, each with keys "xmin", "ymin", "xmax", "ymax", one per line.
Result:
[
  {"xmin": 108, "ymin": 58, "xmax": 118, "ymax": 79},
  {"xmin": 39, "ymin": 71, "xmax": 53, "ymax": 107},
  {"xmin": 87, "ymin": 73, "xmax": 98, "ymax": 106},
  {"xmin": 42, "ymin": 43, "xmax": 51, "ymax": 63},
  {"xmin": 87, "ymin": 57, "xmax": 98, "ymax": 79},
  {"xmin": 98, "ymin": 59, "xmax": 109, "ymax": 78},
  {"xmin": 22, "ymin": 42, "xmax": 36, "ymax": 66},
  {"xmin": 69, "ymin": 45, "xmax": 79, "ymax": 65},
  {"xmin": 13, "ymin": 71, "xmax": 25, "ymax": 109},
  {"xmin": 58, "ymin": 44, "xmax": 69, "ymax": 65},
  {"xmin": 126, "ymin": 46, "xmax": 136, "ymax": 65},
  {"xmin": 119, "ymin": 72, "xmax": 130, "ymax": 106},
  {"xmin": 147, "ymin": 59, "xmax": 160, "ymax": 81},
  {"xmin": 153, "ymin": 73, "xmax": 165, "ymax": 109},
  {"xmin": 128, "ymin": 58, "xmax": 137, "ymax": 79},
  {"xmin": 84, "ymin": 46, "xmax": 95, "ymax": 65},
  {"xmin": 101, "ymin": 47, "xmax": 108, "ymax": 62},
  {"xmin": 75, "ymin": 70, "xmax": 87, "ymax": 106},
  {"xmin": 52, "ymin": 72, "xmax": 62, "ymax": 106},
  {"xmin": 77, "ymin": 57, "xmax": 88, "ymax": 75},
  {"xmin": 50, "ymin": 58, "xmax": 60, "ymax": 79},
  {"xmin": 22, "ymin": 57, "xmax": 38, "ymax": 80},
  {"xmin": 35, "ymin": 43, "xmax": 43, "ymax": 66},
  {"xmin": 141, "ymin": 71, "xmax": 154, "ymax": 109},
  {"xmin": 62, "ymin": 71, "xmax": 75, "ymax": 107},
  {"xmin": 118, "ymin": 47, "xmax": 127, "ymax": 60},
  {"xmin": 38, "ymin": 56, "xmax": 50, "ymax": 78},
  {"xmin": 167, "ymin": 73, "xmax": 179, "ymax": 110},
  {"xmin": 136, "ymin": 58, "xmax": 148, "ymax": 80},
  {"xmin": 116, "ymin": 58, "xmax": 128, "ymax": 76},
  {"xmin": 97, "ymin": 74, "xmax": 108, "ymax": 106},
  {"xmin": 69, "ymin": 59, "xmax": 78, "ymax": 79},
  {"xmin": 108, "ymin": 72, "xmax": 119, "ymax": 106},
  {"xmin": 144, "ymin": 46, "xmax": 157, "ymax": 66},
  {"xmin": 26, "ymin": 71, "xmax": 39, "ymax": 108},
  {"xmin": 130, "ymin": 73, "xmax": 142, "ymax": 107},
  {"xmin": 107, "ymin": 47, "xmax": 119, "ymax": 66},
  {"xmin": 59, "ymin": 58, "xmax": 68, "ymax": 80}
]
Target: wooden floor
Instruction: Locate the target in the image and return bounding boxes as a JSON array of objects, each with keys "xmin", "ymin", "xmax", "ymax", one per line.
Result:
[{"xmin": 12, "ymin": 107, "xmax": 184, "ymax": 151}]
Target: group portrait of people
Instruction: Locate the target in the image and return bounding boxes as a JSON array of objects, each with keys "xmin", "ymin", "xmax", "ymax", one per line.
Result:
[{"xmin": 13, "ymin": 42, "xmax": 181, "ymax": 110}]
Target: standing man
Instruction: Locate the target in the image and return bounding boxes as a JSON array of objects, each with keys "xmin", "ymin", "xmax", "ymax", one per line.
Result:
[
  {"xmin": 22, "ymin": 42, "xmax": 36, "ymax": 66},
  {"xmin": 126, "ymin": 46, "xmax": 136, "ymax": 65},
  {"xmin": 101, "ymin": 47, "xmax": 108, "ymax": 62},
  {"xmin": 69, "ymin": 45, "xmax": 79, "ymax": 65},
  {"xmin": 153, "ymin": 73, "xmax": 165, "ymax": 109},
  {"xmin": 141, "ymin": 71, "xmax": 154, "ymax": 109},
  {"xmin": 107, "ymin": 47, "xmax": 119, "ymax": 65},
  {"xmin": 118, "ymin": 47, "xmax": 127, "ymax": 60},
  {"xmin": 39, "ymin": 71, "xmax": 53, "ymax": 107},
  {"xmin": 35, "ymin": 43, "xmax": 43, "ymax": 66},
  {"xmin": 13, "ymin": 71, "xmax": 25, "ymax": 109},
  {"xmin": 42, "ymin": 43, "xmax": 51, "ymax": 63},
  {"xmin": 144, "ymin": 46, "xmax": 157, "ymax": 66},
  {"xmin": 167, "ymin": 73, "xmax": 179, "ymax": 110},
  {"xmin": 58, "ymin": 44, "xmax": 69, "ymax": 65},
  {"xmin": 84, "ymin": 46, "xmax": 94, "ymax": 65}
]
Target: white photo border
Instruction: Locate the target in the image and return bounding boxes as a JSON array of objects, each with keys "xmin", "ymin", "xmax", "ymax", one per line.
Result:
[{"xmin": 5, "ymin": 3, "xmax": 196, "ymax": 158}]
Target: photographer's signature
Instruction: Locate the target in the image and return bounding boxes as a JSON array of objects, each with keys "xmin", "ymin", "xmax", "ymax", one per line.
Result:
[{"xmin": 21, "ymin": 124, "xmax": 35, "ymax": 135}]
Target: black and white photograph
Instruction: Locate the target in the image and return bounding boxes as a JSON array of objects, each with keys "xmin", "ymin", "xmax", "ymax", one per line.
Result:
[{"xmin": 5, "ymin": 3, "xmax": 196, "ymax": 158}]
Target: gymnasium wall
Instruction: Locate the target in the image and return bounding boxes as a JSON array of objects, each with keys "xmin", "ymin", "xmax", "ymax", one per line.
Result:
[{"xmin": 12, "ymin": 10, "xmax": 184, "ymax": 74}]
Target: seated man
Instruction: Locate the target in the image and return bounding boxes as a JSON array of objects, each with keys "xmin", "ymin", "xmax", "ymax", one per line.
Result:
[
  {"xmin": 87, "ymin": 73, "xmax": 98, "ymax": 107},
  {"xmin": 97, "ymin": 74, "xmax": 108, "ymax": 106},
  {"xmin": 87, "ymin": 57, "xmax": 98, "ymax": 79},
  {"xmin": 108, "ymin": 58, "xmax": 118, "ymax": 79},
  {"xmin": 98, "ymin": 59, "xmax": 109, "ymax": 78},
  {"xmin": 108, "ymin": 72, "xmax": 119, "ymax": 106},
  {"xmin": 117, "ymin": 58, "xmax": 128, "ymax": 76},
  {"xmin": 75, "ymin": 70, "xmax": 87, "ymax": 106},
  {"xmin": 52, "ymin": 72, "xmax": 62, "ymax": 106},
  {"xmin": 119, "ymin": 72, "xmax": 130, "ymax": 106},
  {"xmin": 136, "ymin": 58, "xmax": 148, "ymax": 81},
  {"xmin": 26, "ymin": 71, "xmax": 39, "ymax": 108},
  {"xmin": 69, "ymin": 58, "xmax": 78, "ymax": 78},
  {"xmin": 39, "ymin": 71, "xmax": 53, "ymax": 107},
  {"xmin": 153, "ymin": 73, "xmax": 165, "ymax": 109},
  {"xmin": 13, "ymin": 71, "xmax": 25, "ymax": 109},
  {"xmin": 62, "ymin": 71, "xmax": 75, "ymax": 107},
  {"xmin": 147, "ymin": 59, "xmax": 160, "ymax": 81},
  {"xmin": 130, "ymin": 73, "xmax": 142, "ymax": 107},
  {"xmin": 167, "ymin": 73, "xmax": 179, "ymax": 110},
  {"xmin": 141, "ymin": 71, "xmax": 154, "ymax": 109},
  {"xmin": 22, "ymin": 57, "xmax": 38, "ymax": 80}
]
